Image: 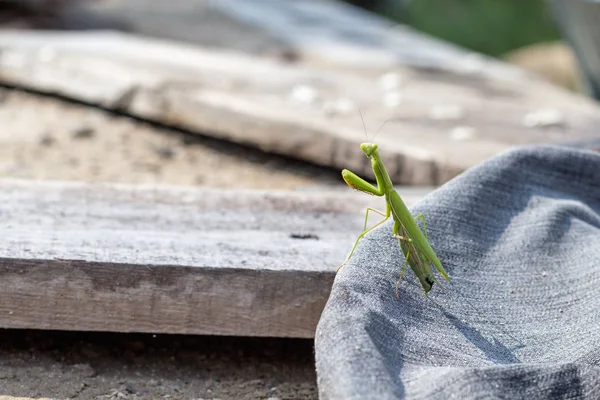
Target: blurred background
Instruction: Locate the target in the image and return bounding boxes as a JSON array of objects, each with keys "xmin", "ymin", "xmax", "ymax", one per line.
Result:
[
  {"xmin": 352, "ymin": 0, "xmax": 561, "ymax": 57},
  {"xmin": 353, "ymin": 0, "xmax": 597, "ymax": 98},
  {"xmin": 3, "ymin": 0, "xmax": 597, "ymax": 98}
]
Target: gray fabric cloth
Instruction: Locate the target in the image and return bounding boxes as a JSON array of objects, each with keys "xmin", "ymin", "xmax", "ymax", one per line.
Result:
[{"xmin": 315, "ymin": 145, "xmax": 600, "ymax": 400}]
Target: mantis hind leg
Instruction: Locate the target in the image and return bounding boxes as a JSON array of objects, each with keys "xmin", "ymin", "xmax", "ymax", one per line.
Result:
[
  {"xmin": 414, "ymin": 213, "xmax": 449, "ymax": 279},
  {"xmin": 413, "ymin": 213, "xmax": 445, "ymax": 261},
  {"xmin": 393, "ymin": 221, "xmax": 412, "ymax": 298},
  {"xmin": 336, "ymin": 207, "xmax": 390, "ymax": 272},
  {"xmin": 394, "ymin": 221, "xmax": 435, "ymax": 294},
  {"xmin": 395, "ymin": 240, "xmax": 411, "ymax": 299},
  {"xmin": 414, "ymin": 213, "xmax": 428, "ymax": 240}
]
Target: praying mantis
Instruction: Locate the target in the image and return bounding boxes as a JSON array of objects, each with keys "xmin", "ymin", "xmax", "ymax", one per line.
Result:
[{"xmin": 336, "ymin": 139, "xmax": 450, "ymax": 297}]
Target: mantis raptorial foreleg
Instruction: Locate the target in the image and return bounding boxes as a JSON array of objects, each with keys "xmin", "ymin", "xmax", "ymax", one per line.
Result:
[{"xmin": 337, "ymin": 170, "xmax": 390, "ymax": 272}]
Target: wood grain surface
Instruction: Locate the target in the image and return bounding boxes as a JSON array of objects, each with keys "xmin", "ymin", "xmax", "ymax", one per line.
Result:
[
  {"xmin": 0, "ymin": 179, "xmax": 429, "ymax": 338},
  {"xmin": 0, "ymin": 29, "xmax": 598, "ymax": 187}
]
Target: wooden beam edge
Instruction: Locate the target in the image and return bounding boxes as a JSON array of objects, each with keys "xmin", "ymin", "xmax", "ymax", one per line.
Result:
[{"xmin": 0, "ymin": 257, "xmax": 334, "ymax": 339}]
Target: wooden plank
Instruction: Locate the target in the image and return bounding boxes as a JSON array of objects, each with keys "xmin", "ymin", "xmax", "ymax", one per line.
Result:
[
  {"xmin": 1, "ymin": 31, "xmax": 599, "ymax": 187},
  {"xmin": 0, "ymin": 179, "xmax": 429, "ymax": 338},
  {"xmin": 62, "ymin": 0, "xmax": 481, "ymax": 69},
  {"xmin": 213, "ymin": 0, "xmax": 514, "ymax": 70},
  {"xmin": 0, "ymin": 87, "xmax": 342, "ymax": 190},
  {"xmin": 64, "ymin": 0, "xmax": 294, "ymax": 58},
  {"xmin": 60, "ymin": 0, "xmax": 553, "ymax": 73},
  {"xmin": 63, "ymin": 0, "xmax": 600, "ymax": 114}
]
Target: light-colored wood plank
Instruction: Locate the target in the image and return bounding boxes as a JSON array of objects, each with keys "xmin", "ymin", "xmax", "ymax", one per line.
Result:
[
  {"xmin": 0, "ymin": 178, "xmax": 429, "ymax": 338},
  {"xmin": 0, "ymin": 87, "xmax": 340, "ymax": 190},
  {"xmin": 65, "ymin": 0, "xmax": 293, "ymax": 58},
  {"xmin": 1, "ymin": 31, "xmax": 599, "ymax": 187}
]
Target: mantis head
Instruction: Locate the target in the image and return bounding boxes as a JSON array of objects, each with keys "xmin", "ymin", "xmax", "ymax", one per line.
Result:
[{"xmin": 360, "ymin": 142, "xmax": 378, "ymax": 158}]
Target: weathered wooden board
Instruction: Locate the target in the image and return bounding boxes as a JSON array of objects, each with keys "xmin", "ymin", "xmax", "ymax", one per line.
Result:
[
  {"xmin": 0, "ymin": 87, "xmax": 343, "ymax": 190},
  {"xmin": 63, "ymin": 0, "xmax": 294, "ymax": 59},
  {"xmin": 61, "ymin": 0, "xmax": 485, "ymax": 69},
  {"xmin": 0, "ymin": 179, "xmax": 429, "ymax": 338},
  {"xmin": 58, "ymin": 0, "xmax": 559, "ymax": 73},
  {"xmin": 1, "ymin": 31, "xmax": 599, "ymax": 187}
]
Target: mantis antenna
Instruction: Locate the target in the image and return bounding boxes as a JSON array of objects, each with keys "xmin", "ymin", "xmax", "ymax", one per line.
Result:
[
  {"xmin": 359, "ymin": 109, "xmax": 369, "ymax": 141},
  {"xmin": 371, "ymin": 120, "xmax": 390, "ymax": 141},
  {"xmin": 358, "ymin": 109, "xmax": 391, "ymax": 141}
]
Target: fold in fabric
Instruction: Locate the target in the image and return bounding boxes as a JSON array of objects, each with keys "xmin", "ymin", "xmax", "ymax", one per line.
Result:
[{"xmin": 316, "ymin": 145, "xmax": 600, "ymax": 400}]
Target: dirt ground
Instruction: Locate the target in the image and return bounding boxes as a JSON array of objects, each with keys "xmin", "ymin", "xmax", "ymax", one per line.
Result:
[{"xmin": 0, "ymin": 330, "xmax": 317, "ymax": 400}]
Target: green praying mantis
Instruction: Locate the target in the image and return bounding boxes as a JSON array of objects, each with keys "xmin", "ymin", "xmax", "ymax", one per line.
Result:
[{"xmin": 336, "ymin": 127, "xmax": 450, "ymax": 297}]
